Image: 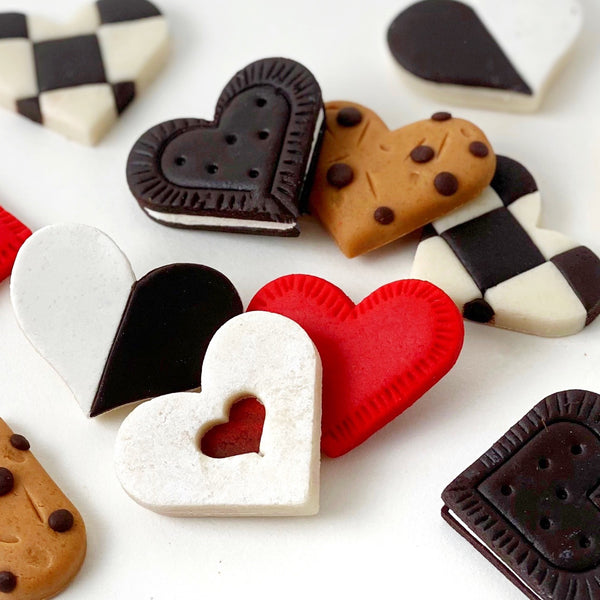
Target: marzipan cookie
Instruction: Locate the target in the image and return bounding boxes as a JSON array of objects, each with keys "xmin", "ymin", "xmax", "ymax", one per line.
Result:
[
  {"xmin": 0, "ymin": 419, "xmax": 86, "ymax": 599},
  {"xmin": 309, "ymin": 102, "xmax": 496, "ymax": 257}
]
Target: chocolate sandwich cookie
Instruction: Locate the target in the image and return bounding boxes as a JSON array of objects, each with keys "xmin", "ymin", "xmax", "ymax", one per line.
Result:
[
  {"xmin": 442, "ymin": 389, "xmax": 600, "ymax": 600},
  {"xmin": 387, "ymin": 0, "xmax": 582, "ymax": 112},
  {"xmin": 0, "ymin": 0, "xmax": 169, "ymax": 144},
  {"xmin": 127, "ymin": 57, "xmax": 325, "ymax": 236}
]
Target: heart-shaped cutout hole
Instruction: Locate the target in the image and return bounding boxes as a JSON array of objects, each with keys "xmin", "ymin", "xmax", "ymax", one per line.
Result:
[{"xmin": 200, "ymin": 397, "xmax": 265, "ymax": 459}]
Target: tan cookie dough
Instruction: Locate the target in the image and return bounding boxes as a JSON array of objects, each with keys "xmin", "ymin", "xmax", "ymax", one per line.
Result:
[
  {"xmin": 309, "ymin": 102, "xmax": 496, "ymax": 258},
  {"xmin": 0, "ymin": 419, "xmax": 86, "ymax": 600}
]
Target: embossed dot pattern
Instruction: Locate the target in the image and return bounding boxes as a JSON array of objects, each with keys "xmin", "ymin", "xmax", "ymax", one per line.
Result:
[
  {"xmin": 0, "ymin": 467, "xmax": 13, "ymax": 496},
  {"xmin": 327, "ymin": 163, "xmax": 354, "ymax": 188}
]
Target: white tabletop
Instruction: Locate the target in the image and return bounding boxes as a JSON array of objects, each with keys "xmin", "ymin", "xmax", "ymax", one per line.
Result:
[{"xmin": 0, "ymin": 0, "xmax": 599, "ymax": 598}]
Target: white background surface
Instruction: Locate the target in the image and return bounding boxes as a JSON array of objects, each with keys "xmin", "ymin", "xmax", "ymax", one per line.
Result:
[{"xmin": 0, "ymin": 0, "xmax": 599, "ymax": 598}]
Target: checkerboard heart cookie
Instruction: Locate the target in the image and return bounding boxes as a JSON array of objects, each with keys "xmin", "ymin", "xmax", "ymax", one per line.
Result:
[
  {"xmin": 0, "ymin": 207, "xmax": 31, "ymax": 283},
  {"xmin": 10, "ymin": 223, "xmax": 242, "ymax": 417},
  {"xmin": 115, "ymin": 312, "xmax": 322, "ymax": 517},
  {"xmin": 126, "ymin": 57, "xmax": 325, "ymax": 236},
  {"xmin": 442, "ymin": 390, "xmax": 600, "ymax": 600},
  {"xmin": 411, "ymin": 156, "xmax": 600, "ymax": 337},
  {"xmin": 248, "ymin": 276, "xmax": 464, "ymax": 457},
  {"xmin": 0, "ymin": 419, "xmax": 86, "ymax": 600},
  {"xmin": 308, "ymin": 102, "xmax": 495, "ymax": 257},
  {"xmin": 0, "ymin": 0, "xmax": 169, "ymax": 144},
  {"xmin": 387, "ymin": 0, "xmax": 582, "ymax": 112}
]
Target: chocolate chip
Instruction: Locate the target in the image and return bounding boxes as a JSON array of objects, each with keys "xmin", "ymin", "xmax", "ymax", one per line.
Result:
[
  {"xmin": 48, "ymin": 509, "xmax": 74, "ymax": 533},
  {"xmin": 374, "ymin": 206, "xmax": 395, "ymax": 225},
  {"xmin": 410, "ymin": 145, "xmax": 435, "ymax": 163},
  {"xmin": 434, "ymin": 172, "xmax": 459, "ymax": 196},
  {"xmin": 463, "ymin": 299, "xmax": 494, "ymax": 323},
  {"xmin": 0, "ymin": 468, "xmax": 13, "ymax": 496},
  {"xmin": 327, "ymin": 163, "xmax": 354, "ymax": 188},
  {"xmin": 469, "ymin": 141, "xmax": 489, "ymax": 157},
  {"xmin": 337, "ymin": 107, "xmax": 362, "ymax": 127},
  {"xmin": 9, "ymin": 434, "xmax": 29, "ymax": 451},
  {"xmin": 431, "ymin": 111, "xmax": 452, "ymax": 121},
  {"xmin": 0, "ymin": 571, "xmax": 16, "ymax": 593}
]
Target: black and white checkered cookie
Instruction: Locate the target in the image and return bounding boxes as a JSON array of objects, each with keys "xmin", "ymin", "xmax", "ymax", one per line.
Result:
[
  {"xmin": 0, "ymin": 0, "xmax": 168, "ymax": 144},
  {"xmin": 411, "ymin": 156, "xmax": 600, "ymax": 336}
]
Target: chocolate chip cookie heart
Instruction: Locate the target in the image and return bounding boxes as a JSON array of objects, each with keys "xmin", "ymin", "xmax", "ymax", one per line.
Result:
[
  {"xmin": 10, "ymin": 223, "xmax": 242, "ymax": 417},
  {"xmin": 115, "ymin": 312, "xmax": 322, "ymax": 517},
  {"xmin": 0, "ymin": 0, "xmax": 169, "ymax": 144},
  {"xmin": 127, "ymin": 57, "xmax": 325, "ymax": 236},
  {"xmin": 387, "ymin": 0, "xmax": 582, "ymax": 112},
  {"xmin": 309, "ymin": 102, "xmax": 496, "ymax": 257},
  {"xmin": 0, "ymin": 207, "xmax": 31, "ymax": 282},
  {"xmin": 412, "ymin": 156, "xmax": 600, "ymax": 336}
]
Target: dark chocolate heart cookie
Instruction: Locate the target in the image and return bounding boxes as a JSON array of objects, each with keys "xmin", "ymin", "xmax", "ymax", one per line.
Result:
[{"xmin": 127, "ymin": 57, "xmax": 325, "ymax": 236}]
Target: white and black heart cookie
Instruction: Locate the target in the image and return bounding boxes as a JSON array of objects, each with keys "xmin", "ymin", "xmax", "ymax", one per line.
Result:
[
  {"xmin": 10, "ymin": 223, "xmax": 242, "ymax": 417},
  {"xmin": 387, "ymin": 0, "xmax": 582, "ymax": 112},
  {"xmin": 411, "ymin": 156, "xmax": 600, "ymax": 336},
  {"xmin": 126, "ymin": 57, "xmax": 325, "ymax": 237},
  {"xmin": 0, "ymin": 0, "xmax": 169, "ymax": 144},
  {"xmin": 115, "ymin": 311, "xmax": 322, "ymax": 517}
]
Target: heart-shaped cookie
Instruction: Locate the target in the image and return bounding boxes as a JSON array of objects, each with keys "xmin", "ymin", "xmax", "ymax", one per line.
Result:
[
  {"xmin": 248, "ymin": 276, "xmax": 464, "ymax": 457},
  {"xmin": 411, "ymin": 156, "xmax": 600, "ymax": 336},
  {"xmin": 10, "ymin": 223, "xmax": 242, "ymax": 416},
  {"xmin": 126, "ymin": 57, "xmax": 325, "ymax": 236},
  {"xmin": 0, "ymin": 207, "xmax": 31, "ymax": 282},
  {"xmin": 309, "ymin": 102, "xmax": 496, "ymax": 257},
  {"xmin": 115, "ymin": 312, "xmax": 322, "ymax": 517},
  {"xmin": 0, "ymin": 0, "xmax": 169, "ymax": 144},
  {"xmin": 387, "ymin": 0, "xmax": 582, "ymax": 112}
]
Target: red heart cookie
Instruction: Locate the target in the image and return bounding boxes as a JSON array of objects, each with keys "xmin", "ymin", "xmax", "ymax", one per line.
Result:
[
  {"xmin": 248, "ymin": 276, "xmax": 463, "ymax": 457},
  {"xmin": 0, "ymin": 207, "xmax": 31, "ymax": 282}
]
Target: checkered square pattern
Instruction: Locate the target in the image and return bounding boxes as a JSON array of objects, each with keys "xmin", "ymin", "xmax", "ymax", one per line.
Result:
[
  {"xmin": 412, "ymin": 156, "xmax": 600, "ymax": 336},
  {"xmin": 0, "ymin": 0, "xmax": 168, "ymax": 144}
]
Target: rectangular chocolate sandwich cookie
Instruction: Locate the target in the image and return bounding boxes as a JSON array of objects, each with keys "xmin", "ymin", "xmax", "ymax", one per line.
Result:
[{"xmin": 442, "ymin": 389, "xmax": 600, "ymax": 600}]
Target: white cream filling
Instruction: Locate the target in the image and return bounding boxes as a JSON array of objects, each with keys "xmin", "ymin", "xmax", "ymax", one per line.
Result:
[
  {"xmin": 447, "ymin": 508, "xmax": 543, "ymax": 599},
  {"xmin": 150, "ymin": 107, "xmax": 325, "ymax": 229}
]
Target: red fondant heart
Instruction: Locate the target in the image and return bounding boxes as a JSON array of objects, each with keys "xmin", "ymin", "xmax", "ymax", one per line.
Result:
[
  {"xmin": 248, "ymin": 276, "xmax": 463, "ymax": 457},
  {"xmin": 0, "ymin": 207, "xmax": 31, "ymax": 283},
  {"xmin": 200, "ymin": 397, "xmax": 265, "ymax": 459}
]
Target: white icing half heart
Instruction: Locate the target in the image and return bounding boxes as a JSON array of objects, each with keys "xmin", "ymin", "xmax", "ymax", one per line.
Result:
[
  {"xmin": 114, "ymin": 311, "xmax": 322, "ymax": 517},
  {"xmin": 10, "ymin": 223, "xmax": 135, "ymax": 414}
]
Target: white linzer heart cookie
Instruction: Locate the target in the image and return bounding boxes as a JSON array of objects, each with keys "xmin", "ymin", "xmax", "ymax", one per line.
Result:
[
  {"xmin": 412, "ymin": 156, "xmax": 600, "ymax": 336},
  {"xmin": 387, "ymin": 0, "xmax": 582, "ymax": 112},
  {"xmin": 0, "ymin": 0, "xmax": 169, "ymax": 144},
  {"xmin": 115, "ymin": 312, "xmax": 322, "ymax": 517}
]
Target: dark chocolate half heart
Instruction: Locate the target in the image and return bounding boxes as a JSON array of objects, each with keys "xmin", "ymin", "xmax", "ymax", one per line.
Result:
[
  {"xmin": 387, "ymin": 0, "xmax": 531, "ymax": 94},
  {"xmin": 90, "ymin": 264, "xmax": 242, "ymax": 417},
  {"xmin": 126, "ymin": 57, "xmax": 325, "ymax": 236}
]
